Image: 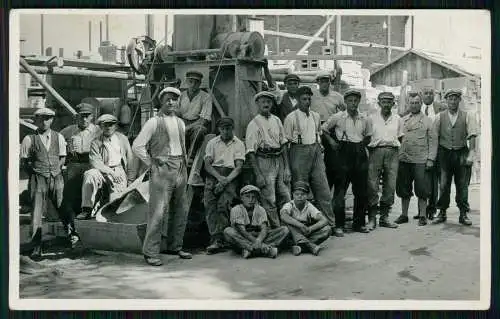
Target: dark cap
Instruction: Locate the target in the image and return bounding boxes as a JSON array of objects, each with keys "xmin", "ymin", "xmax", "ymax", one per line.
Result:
[
  {"xmin": 292, "ymin": 181, "xmax": 310, "ymax": 193},
  {"xmin": 377, "ymin": 92, "xmax": 395, "ymax": 101},
  {"xmin": 185, "ymin": 70, "xmax": 203, "ymax": 81},
  {"xmin": 284, "ymin": 74, "xmax": 301, "ymax": 83},
  {"xmin": 297, "ymin": 86, "xmax": 313, "ymax": 97},
  {"xmin": 240, "ymin": 185, "xmax": 261, "ymax": 196},
  {"xmin": 444, "ymin": 89, "xmax": 462, "ymax": 99},
  {"xmin": 216, "ymin": 117, "xmax": 234, "ymax": 128},
  {"xmin": 343, "ymin": 89, "xmax": 362, "ymax": 99},
  {"xmin": 76, "ymin": 103, "xmax": 95, "ymax": 114}
]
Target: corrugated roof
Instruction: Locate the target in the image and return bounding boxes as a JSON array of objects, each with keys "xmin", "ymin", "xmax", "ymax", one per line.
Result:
[{"xmin": 370, "ymin": 49, "xmax": 481, "ymax": 79}]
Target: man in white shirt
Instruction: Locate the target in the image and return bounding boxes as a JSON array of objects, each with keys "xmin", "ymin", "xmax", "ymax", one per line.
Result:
[{"xmin": 132, "ymin": 87, "xmax": 192, "ymax": 266}]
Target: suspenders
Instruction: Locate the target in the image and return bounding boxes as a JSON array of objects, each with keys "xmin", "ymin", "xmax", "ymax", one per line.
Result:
[{"xmin": 294, "ymin": 111, "xmax": 319, "ymax": 145}]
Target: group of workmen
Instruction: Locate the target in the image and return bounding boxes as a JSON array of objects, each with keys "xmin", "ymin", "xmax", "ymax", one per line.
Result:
[{"xmin": 21, "ymin": 66, "xmax": 479, "ymax": 267}]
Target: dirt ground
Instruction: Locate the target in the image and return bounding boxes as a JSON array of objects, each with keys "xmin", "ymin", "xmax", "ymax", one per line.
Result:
[{"xmin": 18, "ymin": 185, "xmax": 482, "ymax": 300}]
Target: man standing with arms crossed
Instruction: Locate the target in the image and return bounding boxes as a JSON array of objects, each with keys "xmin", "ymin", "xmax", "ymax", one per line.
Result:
[
  {"xmin": 246, "ymin": 91, "xmax": 291, "ymax": 228},
  {"xmin": 432, "ymin": 89, "xmax": 478, "ymax": 226},
  {"xmin": 133, "ymin": 87, "xmax": 192, "ymax": 266}
]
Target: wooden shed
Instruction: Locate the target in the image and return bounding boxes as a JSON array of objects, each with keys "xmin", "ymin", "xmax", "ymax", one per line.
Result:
[{"xmin": 370, "ymin": 49, "xmax": 480, "ymax": 87}]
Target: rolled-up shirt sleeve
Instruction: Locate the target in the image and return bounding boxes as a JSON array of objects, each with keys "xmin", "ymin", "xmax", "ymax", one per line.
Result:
[
  {"xmin": 283, "ymin": 115, "xmax": 295, "ymax": 142},
  {"xmin": 20, "ymin": 136, "xmax": 32, "ymax": 159},
  {"xmin": 321, "ymin": 113, "xmax": 339, "ymax": 134},
  {"xmin": 234, "ymin": 140, "xmax": 246, "ymax": 162},
  {"xmin": 466, "ymin": 111, "xmax": 479, "ymax": 139},
  {"xmin": 199, "ymin": 93, "xmax": 213, "ymax": 121},
  {"xmin": 363, "ymin": 116, "xmax": 373, "ymax": 137},
  {"xmin": 278, "ymin": 119, "xmax": 288, "ymax": 145},
  {"xmin": 58, "ymin": 133, "xmax": 67, "ymax": 156},
  {"xmin": 204, "ymin": 138, "xmax": 215, "ymax": 161},
  {"xmin": 245, "ymin": 121, "xmax": 260, "ymax": 154},
  {"xmin": 397, "ymin": 116, "xmax": 405, "ymax": 138},
  {"xmin": 230, "ymin": 205, "xmax": 250, "ymax": 227},
  {"xmin": 132, "ymin": 117, "xmax": 157, "ymax": 166}
]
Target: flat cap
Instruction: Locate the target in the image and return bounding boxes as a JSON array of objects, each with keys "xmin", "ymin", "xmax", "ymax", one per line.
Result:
[
  {"xmin": 377, "ymin": 92, "xmax": 395, "ymax": 100},
  {"xmin": 34, "ymin": 107, "xmax": 55, "ymax": 117},
  {"xmin": 254, "ymin": 91, "xmax": 276, "ymax": 102},
  {"xmin": 216, "ymin": 117, "xmax": 234, "ymax": 127},
  {"xmin": 297, "ymin": 86, "xmax": 313, "ymax": 97},
  {"xmin": 185, "ymin": 70, "xmax": 203, "ymax": 81},
  {"xmin": 292, "ymin": 181, "xmax": 310, "ymax": 193},
  {"xmin": 444, "ymin": 89, "xmax": 462, "ymax": 98},
  {"xmin": 284, "ymin": 73, "xmax": 301, "ymax": 83},
  {"xmin": 96, "ymin": 114, "xmax": 118, "ymax": 124},
  {"xmin": 76, "ymin": 103, "xmax": 95, "ymax": 114},
  {"xmin": 343, "ymin": 89, "xmax": 362, "ymax": 99},
  {"xmin": 316, "ymin": 71, "xmax": 332, "ymax": 80},
  {"xmin": 158, "ymin": 86, "xmax": 181, "ymax": 100},
  {"xmin": 240, "ymin": 184, "xmax": 261, "ymax": 196}
]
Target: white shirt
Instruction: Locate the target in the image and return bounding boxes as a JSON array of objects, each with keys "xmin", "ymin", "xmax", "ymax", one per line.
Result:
[
  {"xmin": 368, "ymin": 112, "xmax": 404, "ymax": 148},
  {"xmin": 20, "ymin": 129, "xmax": 67, "ymax": 159},
  {"xmin": 102, "ymin": 134, "xmax": 122, "ymax": 167},
  {"xmin": 164, "ymin": 116, "xmax": 183, "ymax": 156},
  {"xmin": 421, "ymin": 103, "xmax": 437, "ymax": 123},
  {"xmin": 283, "ymin": 109, "xmax": 321, "ymax": 145},
  {"xmin": 448, "ymin": 111, "xmax": 459, "ymax": 127}
]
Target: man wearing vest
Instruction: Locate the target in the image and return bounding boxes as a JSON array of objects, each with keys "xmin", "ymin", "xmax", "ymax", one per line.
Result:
[
  {"xmin": 20, "ymin": 108, "xmax": 82, "ymax": 261},
  {"xmin": 78, "ymin": 114, "xmax": 136, "ymax": 220},
  {"xmin": 413, "ymin": 87, "xmax": 446, "ymax": 221},
  {"xmin": 311, "ymin": 71, "xmax": 345, "ymax": 189},
  {"xmin": 322, "ymin": 89, "xmax": 373, "ymax": 236},
  {"xmin": 394, "ymin": 92, "xmax": 438, "ymax": 226},
  {"xmin": 283, "ymin": 86, "xmax": 335, "ymax": 230},
  {"xmin": 273, "ymin": 74, "xmax": 301, "ymax": 123},
  {"xmin": 60, "ymin": 103, "xmax": 100, "ymax": 221},
  {"xmin": 177, "ymin": 70, "xmax": 213, "ymax": 163},
  {"xmin": 132, "ymin": 87, "xmax": 191, "ymax": 266},
  {"xmin": 432, "ymin": 89, "xmax": 478, "ymax": 226},
  {"xmin": 366, "ymin": 92, "xmax": 403, "ymax": 231},
  {"xmin": 246, "ymin": 91, "xmax": 291, "ymax": 228},
  {"xmin": 203, "ymin": 117, "xmax": 245, "ymax": 254}
]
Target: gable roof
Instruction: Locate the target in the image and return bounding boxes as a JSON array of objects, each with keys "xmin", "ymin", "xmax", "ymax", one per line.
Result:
[{"xmin": 370, "ymin": 49, "xmax": 481, "ymax": 79}]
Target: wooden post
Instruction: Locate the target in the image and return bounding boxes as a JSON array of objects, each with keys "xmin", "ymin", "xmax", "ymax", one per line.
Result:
[
  {"xmin": 232, "ymin": 15, "xmax": 238, "ymax": 32},
  {"xmin": 387, "ymin": 16, "xmax": 392, "ymax": 62},
  {"xmin": 105, "ymin": 15, "xmax": 110, "ymax": 41},
  {"xmin": 88, "ymin": 21, "xmax": 92, "ymax": 52},
  {"xmin": 40, "ymin": 14, "xmax": 44, "ymax": 55},
  {"xmin": 99, "ymin": 21, "xmax": 103, "ymax": 45},
  {"xmin": 335, "ymin": 15, "xmax": 341, "ymax": 54},
  {"xmin": 325, "ymin": 16, "xmax": 331, "ymax": 45},
  {"xmin": 276, "ymin": 15, "xmax": 280, "ymax": 55},
  {"xmin": 146, "ymin": 15, "xmax": 154, "ymax": 38}
]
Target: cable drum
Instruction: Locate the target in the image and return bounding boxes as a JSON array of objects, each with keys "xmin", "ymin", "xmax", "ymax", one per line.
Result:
[{"xmin": 212, "ymin": 32, "xmax": 265, "ymax": 60}]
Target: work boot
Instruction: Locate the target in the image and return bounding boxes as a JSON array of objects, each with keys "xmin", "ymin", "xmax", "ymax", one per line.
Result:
[
  {"xmin": 379, "ymin": 208, "xmax": 398, "ymax": 228},
  {"xmin": 394, "ymin": 215, "xmax": 409, "ymax": 224},
  {"xmin": 426, "ymin": 208, "xmax": 436, "ymax": 220},
  {"xmin": 76, "ymin": 207, "xmax": 92, "ymax": 220},
  {"xmin": 459, "ymin": 212, "xmax": 472, "ymax": 226},
  {"xmin": 144, "ymin": 255, "xmax": 163, "ymax": 266},
  {"xmin": 165, "ymin": 250, "xmax": 193, "ymax": 259},
  {"xmin": 304, "ymin": 242, "xmax": 321, "ymax": 256},
  {"xmin": 30, "ymin": 244, "xmax": 43, "ymax": 262},
  {"xmin": 291, "ymin": 245, "xmax": 302, "ymax": 256},
  {"xmin": 206, "ymin": 239, "xmax": 224, "ymax": 255},
  {"xmin": 242, "ymin": 249, "xmax": 251, "ymax": 259},
  {"xmin": 333, "ymin": 227, "xmax": 344, "ymax": 237},
  {"xmin": 412, "ymin": 215, "xmax": 420, "ymax": 220},
  {"xmin": 352, "ymin": 225, "xmax": 370, "ymax": 233},
  {"xmin": 432, "ymin": 210, "xmax": 447, "ymax": 224},
  {"xmin": 267, "ymin": 247, "xmax": 278, "ymax": 259},
  {"xmin": 418, "ymin": 217, "xmax": 428, "ymax": 226},
  {"xmin": 367, "ymin": 207, "xmax": 377, "ymax": 231}
]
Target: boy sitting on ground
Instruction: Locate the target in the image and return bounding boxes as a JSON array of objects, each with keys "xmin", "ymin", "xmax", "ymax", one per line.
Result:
[
  {"xmin": 223, "ymin": 185, "xmax": 289, "ymax": 259},
  {"xmin": 280, "ymin": 181, "xmax": 331, "ymax": 256}
]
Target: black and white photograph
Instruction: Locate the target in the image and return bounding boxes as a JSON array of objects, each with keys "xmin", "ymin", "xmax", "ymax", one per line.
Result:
[{"xmin": 9, "ymin": 9, "xmax": 491, "ymax": 310}]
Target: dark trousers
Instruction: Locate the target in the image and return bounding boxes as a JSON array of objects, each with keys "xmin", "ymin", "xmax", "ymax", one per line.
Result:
[
  {"xmin": 333, "ymin": 141, "xmax": 368, "ymax": 228},
  {"xmin": 321, "ymin": 135, "xmax": 337, "ymax": 189},
  {"xmin": 61, "ymin": 161, "xmax": 91, "ymax": 219},
  {"xmin": 436, "ymin": 146, "xmax": 471, "ymax": 213},
  {"xmin": 428, "ymin": 162, "xmax": 440, "ymax": 214},
  {"xmin": 203, "ymin": 167, "xmax": 238, "ymax": 241}
]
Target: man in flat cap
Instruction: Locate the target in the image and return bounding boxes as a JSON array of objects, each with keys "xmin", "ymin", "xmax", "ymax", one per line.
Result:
[
  {"xmin": 20, "ymin": 108, "xmax": 82, "ymax": 260},
  {"xmin": 284, "ymin": 86, "xmax": 335, "ymax": 230},
  {"xmin": 203, "ymin": 117, "xmax": 245, "ymax": 254},
  {"xmin": 416, "ymin": 86, "xmax": 447, "ymax": 221},
  {"xmin": 274, "ymin": 73, "xmax": 301, "ymax": 123},
  {"xmin": 394, "ymin": 91, "xmax": 437, "ymax": 226},
  {"xmin": 280, "ymin": 181, "xmax": 331, "ymax": 256},
  {"xmin": 432, "ymin": 89, "xmax": 478, "ymax": 226},
  {"xmin": 322, "ymin": 89, "xmax": 373, "ymax": 235},
  {"xmin": 133, "ymin": 87, "xmax": 191, "ymax": 266},
  {"xmin": 224, "ymin": 185, "xmax": 290, "ymax": 259},
  {"xmin": 311, "ymin": 71, "xmax": 346, "ymax": 189},
  {"xmin": 60, "ymin": 103, "xmax": 101, "ymax": 221},
  {"xmin": 177, "ymin": 70, "xmax": 213, "ymax": 164},
  {"xmin": 78, "ymin": 114, "xmax": 136, "ymax": 220},
  {"xmin": 366, "ymin": 92, "xmax": 403, "ymax": 230},
  {"xmin": 245, "ymin": 91, "xmax": 291, "ymax": 228}
]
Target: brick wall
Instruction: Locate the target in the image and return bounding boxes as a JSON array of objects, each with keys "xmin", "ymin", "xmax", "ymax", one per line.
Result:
[{"xmin": 259, "ymin": 15, "xmax": 408, "ymax": 69}]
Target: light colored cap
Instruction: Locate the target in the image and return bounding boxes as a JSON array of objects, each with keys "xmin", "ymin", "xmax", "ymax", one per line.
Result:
[
  {"xmin": 316, "ymin": 71, "xmax": 332, "ymax": 80},
  {"xmin": 34, "ymin": 108, "xmax": 56, "ymax": 117},
  {"xmin": 240, "ymin": 185, "xmax": 261, "ymax": 196},
  {"xmin": 158, "ymin": 86, "xmax": 182, "ymax": 100},
  {"xmin": 96, "ymin": 114, "xmax": 118, "ymax": 124},
  {"xmin": 254, "ymin": 91, "xmax": 276, "ymax": 102},
  {"xmin": 444, "ymin": 89, "xmax": 462, "ymax": 98}
]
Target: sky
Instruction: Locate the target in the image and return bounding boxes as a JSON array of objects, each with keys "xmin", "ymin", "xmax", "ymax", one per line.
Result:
[{"xmin": 18, "ymin": 11, "xmax": 489, "ymax": 59}]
